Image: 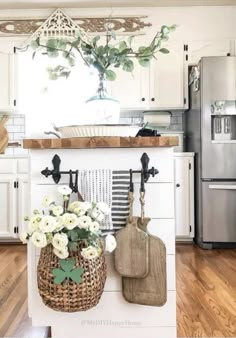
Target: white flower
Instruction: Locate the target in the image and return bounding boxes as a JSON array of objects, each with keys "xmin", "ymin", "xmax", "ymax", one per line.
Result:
[
  {"xmin": 42, "ymin": 195, "xmax": 54, "ymax": 207},
  {"xmin": 89, "ymin": 221, "xmax": 100, "ymax": 233},
  {"xmin": 105, "ymin": 234, "xmax": 117, "ymax": 253},
  {"xmin": 28, "ymin": 215, "xmax": 42, "ymax": 233},
  {"xmin": 58, "ymin": 185, "xmax": 72, "ymax": 196},
  {"xmin": 53, "ymin": 247, "xmax": 69, "ymax": 259},
  {"xmin": 81, "ymin": 246, "xmax": 99, "ymax": 260},
  {"xmin": 31, "ymin": 232, "xmax": 47, "ymax": 248},
  {"xmin": 62, "ymin": 213, "xmax": 79, "ymax": 230},
  {"xmin": 96, "ymin": 202, "xmax": 110, "ymax": 215},
  {"xmin": 78, "ymin": 215, "xmax": 92, "ymax": 230},
  {"xmin": 52, "ymin": 233, "xmax": 68, "ymax": 250},
  {"xmin": 39, "ymin": 216, "xmax": 57, "ymax": 233},
  {"xmin": 69, "ymin": 201, "xmax": 92, "ymax": 216},
  {"xmin": 54, "ymin": 216, "xmax": 64, "ymax": 232},
  {"xmin": 90, "ymin": 207, "xmax": 104, "ymax": 222},
  {"xmin": 19, "ymin": 231, "xmax": 28, "ymax": 244},
  {"xmin": 52, "ymin": 205, "xmax": 63, "ymax": 216},
  {"xmin": 68, "ymin": 201, "xmax": 81, "ymax": 212}
]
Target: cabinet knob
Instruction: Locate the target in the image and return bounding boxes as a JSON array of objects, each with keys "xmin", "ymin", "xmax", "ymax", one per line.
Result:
[
  {"xmin": 141, "ymin": 98, "xmax": 145, "ymax": 102},
  {"xmin": 151, "ymin": 98, "xmax": 155, "ymax": 102},
  {"xmin": 176, "ymin": 183, "xmax": 180, "ymax": 187}
]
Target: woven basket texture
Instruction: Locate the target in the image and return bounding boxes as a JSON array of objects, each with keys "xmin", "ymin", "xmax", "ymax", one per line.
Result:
[{"xmin": 37, "ymin": 243, "xmax": 107, "ymax": 312}]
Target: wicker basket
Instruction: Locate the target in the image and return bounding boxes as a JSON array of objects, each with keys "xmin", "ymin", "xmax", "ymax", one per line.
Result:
[{"xmin": 37, "ymin": 243, "xmax": 107, "ymax": 312}]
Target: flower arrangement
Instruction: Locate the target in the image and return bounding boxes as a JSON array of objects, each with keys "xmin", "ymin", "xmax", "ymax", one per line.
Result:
[{"xmin": 20, "ymin": 185, "xmax": 116, "ymax": 278}]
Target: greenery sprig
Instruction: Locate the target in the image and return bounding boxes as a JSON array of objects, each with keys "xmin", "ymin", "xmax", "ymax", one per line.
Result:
[{"xmin": 29, "ymin": 24, "xmax": 176, "ymax": 81}]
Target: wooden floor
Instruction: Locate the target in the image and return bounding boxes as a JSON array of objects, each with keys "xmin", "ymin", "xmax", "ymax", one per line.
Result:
[
  {"xmin": 0, "ymin": 244, "xmax": 235, "ymax": 338},
  {"xmin": 176, "ymin": 244, "xmax": 236, "ymax": 337}
]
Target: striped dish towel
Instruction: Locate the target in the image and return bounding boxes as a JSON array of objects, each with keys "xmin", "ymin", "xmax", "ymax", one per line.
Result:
[
  {"xmin": 102, "ymin": 170, "xmax": 130, "ymax": 236},
  {"xmin": 77, "ymin": 169, "xmax": 113, "ymax": 230},
  {"xmin": 77, "ymin": 169, "xmax": 130, "ymax": 234}
]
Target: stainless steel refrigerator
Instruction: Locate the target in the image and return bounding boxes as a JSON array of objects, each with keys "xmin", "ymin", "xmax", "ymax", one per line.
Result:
[{"xmin": 186, "ymin": 56, "xmax": 236, "ymax": 248}]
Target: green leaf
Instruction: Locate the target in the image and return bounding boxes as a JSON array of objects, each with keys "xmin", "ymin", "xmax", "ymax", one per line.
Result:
[
  {"xmin": 47, "ymin": 50, "xmax": 59, "ymax": 58},
  {"xmin": 122, "ymin": 59, "xmax": 134, "ymax": 72},
  {"xmin": 105, "ymin": 69, "xmax": 116, "ymax": 81},
  {"xmin": 68, "ymin": 241, "xmax": 78, "ymax": 251},
  {"xmin": 67, "ymin": 57, "xmax": 76, "ymax": 67},
  {"xmin": 67, "ymin": 229, "xmax": 78, "ymax": 241},
  {"xmin": 170, "ymin": 24, "xmax": 177, "ymax": 31},
  {"xmin": 46, "ymin": 39, "xmax": 59, "ymax": 49},
  {"xmin": 138, "ymin": 46, "xmax": 146, "ymax": 53},
  {"xmin": 127, "ymin": 36, "xmax": 134, "ymax": 47},
  {"xmin": 92, "ymin": 36, "xmax": 100, "ymax": 46},
  {"xmin": 30, "ymin": 40, "xmax": 39, "ymax": 50},
  {"xmin": 96, "ymin": 46, "xmax": 105, "ymax": 55},
  {"xmin": 60, "ymin": 258, "xmax": 76, "ymax": 272},
  {"xmin": 119, "ymin": 41, "xmax": 128, "ymax": 52},
  {"xmin": 159, "ymin": 48, "xmax": 169, "ymax": 54},
  {"xmin": 138, "ymin": 58, "xmax": 151, "ymax": 67},
  {"xmin": 52, "ymin": 268, "xmax": 66, "ymax": 284},
  {"xmin": 139, "ymin": 47, "xmax": 153, "ymax": 57},
  {"xmin": 161, "ymin": 25, "xmax": 170, "ymax": 35},
  {"xmin": 69, "ymin": 267, "xmax": 84, "ymax": 283}
]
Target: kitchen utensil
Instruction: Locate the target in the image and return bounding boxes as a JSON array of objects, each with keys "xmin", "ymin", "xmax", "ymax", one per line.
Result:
[
  {"xmin": 114, "ymin": 170, "xmax": 149, "ymax": 278},
  {"xmin": 53, "ymin": 124, "xmax": 142, "ymax": 138},
  {"xmin": 122, "ymin": 187, "xmax": 167, "ymax": 307},
  {"xmin": 0, "ymin": 115, "xmax": 9, "ymax": 154}
]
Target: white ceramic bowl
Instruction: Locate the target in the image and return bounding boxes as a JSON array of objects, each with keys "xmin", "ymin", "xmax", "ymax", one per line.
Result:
[{"xmin": 54, "ymin": 124, "xmax": 141, "ymax": 138}]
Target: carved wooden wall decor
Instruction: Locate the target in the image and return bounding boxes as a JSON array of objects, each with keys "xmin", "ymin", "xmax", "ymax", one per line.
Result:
[{"xmin": 0, "ymin": 13, "xmax": 152, "ymax": 36}]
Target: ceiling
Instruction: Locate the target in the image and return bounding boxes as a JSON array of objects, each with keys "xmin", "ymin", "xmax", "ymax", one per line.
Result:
[{"xmin": 0, "ymin": 0, "xmax": 236, "ymax": 9}]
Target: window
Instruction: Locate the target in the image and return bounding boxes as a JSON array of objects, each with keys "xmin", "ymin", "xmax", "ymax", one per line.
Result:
[{"xmin": 18, "ymin": 51, "xmax": 99, "ymax": 136}]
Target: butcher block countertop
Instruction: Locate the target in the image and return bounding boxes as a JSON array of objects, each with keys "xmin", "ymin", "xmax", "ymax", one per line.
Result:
[{"xmin": 23, "ymin": 136, "xmax": 179, "ymax": 149}]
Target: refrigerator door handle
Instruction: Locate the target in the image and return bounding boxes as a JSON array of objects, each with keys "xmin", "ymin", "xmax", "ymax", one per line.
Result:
[{"xmin": 209, "ymin": 184, "xmax": 236, "ymax": 190}]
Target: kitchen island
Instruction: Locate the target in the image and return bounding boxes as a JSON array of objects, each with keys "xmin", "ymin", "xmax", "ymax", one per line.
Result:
[{"xmin": 23, "ymin": 136, "xmax": 178, "ymax": 338}]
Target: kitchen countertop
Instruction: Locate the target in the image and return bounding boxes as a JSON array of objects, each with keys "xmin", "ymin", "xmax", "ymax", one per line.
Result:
[{"xmin": 23, "ymin": 136, "xmax": 179, "ymax": 149}]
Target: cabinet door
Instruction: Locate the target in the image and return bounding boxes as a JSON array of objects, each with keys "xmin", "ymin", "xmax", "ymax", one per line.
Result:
[
  {"xmin": 109, "ymin": 36, "xmax": 149, "ymax": 109},
  {"xmin": 174, "ymin": 157, "xmax": 190, "ymax": 237},
  {"xmin": 0, "ymin": 41, "xmax": 17, "ymax": 111},
  {"xmin": 187, "ymin": 40, "xmax": 231, "ymax": 65},
  {"xmin": 0, "ymin": 178, "xmax": 17, "ymax": 238},
  {"xmin": 18, "ymin": 178, "xmax": 29, "ymax": 234},
  {"xmin": 149, "ymin": 41, "xmax": 184, "ymax": 109}
]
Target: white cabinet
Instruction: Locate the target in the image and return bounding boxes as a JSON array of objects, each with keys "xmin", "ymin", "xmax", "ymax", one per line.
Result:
[
  {"xmin": 187, "ymin": 40, "xmax": 231, "ymax": 65},
  {"xmin": 149, "ymin": 41, "xmax": 185, "ymax": 109},
  {"xmin": 110, "ymin": 39, "xmax": 185, "ymax": 110},
  {"xmin": 0, "ymin": 178, "xmax": 16, "ymax": 238},
  {"xmin": 174, "ymin": 153, "xmax": 194, "ymax": 239},
  {"xmin": 0, "ymin": 157, "xmax": 29, "ymax": 239},
  {"xmin": 0, "ymin": 40, "xmax": 18, "ymax": 112}
]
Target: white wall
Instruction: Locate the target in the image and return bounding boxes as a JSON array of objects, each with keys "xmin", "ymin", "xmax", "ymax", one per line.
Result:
[{"xmin": 0, "ymin": 6, "xmax": 236, "ymax": 41}]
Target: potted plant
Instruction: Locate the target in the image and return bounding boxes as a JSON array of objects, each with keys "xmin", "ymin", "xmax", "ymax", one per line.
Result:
[{"xmin": 20, "ymin": 185, "xmax": 116, "ymax": 312}]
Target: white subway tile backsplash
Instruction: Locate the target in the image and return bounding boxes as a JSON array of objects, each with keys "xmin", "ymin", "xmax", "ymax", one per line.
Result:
[
  {"xmin": 14, "ymin": 118, "xmax": 25, "ymax": 126},
  {"xmin": 13, "ymin": 132, "xmax": 25, "ymax": 140},
  {"xmin": 6, "ymin": 125, "xmax": 24, "ymax": 133},
  {"xmin": 5, "ymin": 118, "xmax": 14, "ymax": 126}
]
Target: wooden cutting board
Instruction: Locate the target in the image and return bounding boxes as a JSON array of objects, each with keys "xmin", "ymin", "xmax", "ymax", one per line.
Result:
[
  {"xmin": 0, "ymin": 115, "xmax": 9, "ymax": 154},
  {"xmin": 122, "ymin": 217, "xmax": 167, "ymax": 306},
  {"xmin": 114, "ymin": 216, "xmax": 149, "ymax": 278}
]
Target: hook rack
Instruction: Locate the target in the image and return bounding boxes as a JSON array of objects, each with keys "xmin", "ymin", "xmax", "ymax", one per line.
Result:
[{"xmin": 41, "ymin": 152, "xmax": 159, "ymax": 187}]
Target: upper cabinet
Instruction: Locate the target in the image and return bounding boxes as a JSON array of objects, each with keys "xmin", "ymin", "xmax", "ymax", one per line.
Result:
[
  {"xmin": 187, "ymin": 40, "xmax": 231, "ymax": 65},
  {"xmin": 149, "ymin": 41, "xmax": 185, "ymax": 109},
  {"xmin": 110, "ymin": 37, "xmax": 185, "ymax": 110},
  {"xmin": 0, "ymin": 40, "xmax": 18, "ymax": 112}
]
